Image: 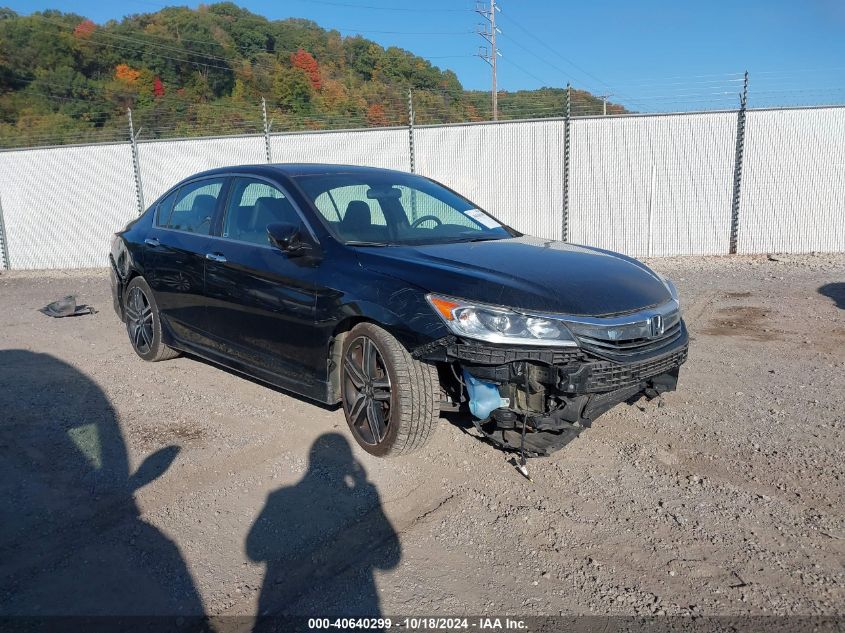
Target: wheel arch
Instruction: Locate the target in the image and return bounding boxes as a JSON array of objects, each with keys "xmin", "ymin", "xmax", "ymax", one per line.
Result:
[
  {"xmin": 326, "ymin": 315, "xmax": 379, "ymax": 404},
  {"xmin": 111, "ymin": 258, "xmax": 144, "ymax": 321},
  {"xmin": 324, "ymin": 296, "xmax": 446, "ymax": 403}
]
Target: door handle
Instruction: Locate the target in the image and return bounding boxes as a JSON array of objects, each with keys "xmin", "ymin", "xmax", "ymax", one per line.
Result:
[
  {"xmin": 205, "ymin": 253, "xmax": 227, "ymax": 263},
  {"xmin": 144, "ymin": 237, "xmax": 160, "ymax": 247}
]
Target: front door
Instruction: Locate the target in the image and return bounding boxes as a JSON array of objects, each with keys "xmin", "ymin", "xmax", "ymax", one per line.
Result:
[{"xmin": 202, "ymin": 177, "xmax": 321, "ymax": 393}]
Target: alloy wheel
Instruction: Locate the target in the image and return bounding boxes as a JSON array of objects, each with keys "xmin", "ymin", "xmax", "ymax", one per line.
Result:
[
  {"xmin": 125, "ymin": 286, "xmax": 154, "ymax": 355},
  {"xmin": 343, "ymin": 336, "xmax": 392, "ymax": 445}
]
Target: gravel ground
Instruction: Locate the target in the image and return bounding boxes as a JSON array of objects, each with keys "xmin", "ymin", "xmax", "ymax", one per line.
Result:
[{"xmin": 0, "ymin": 253, "xmax": 843, "ymax": 621}]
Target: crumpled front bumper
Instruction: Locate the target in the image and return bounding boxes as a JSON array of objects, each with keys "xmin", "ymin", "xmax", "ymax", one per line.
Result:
[{"xmin": 413, "ymin": 322, "xmax": 689, "ymax": 455}]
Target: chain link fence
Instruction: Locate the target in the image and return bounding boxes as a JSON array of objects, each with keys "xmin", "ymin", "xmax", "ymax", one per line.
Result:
[{"xmin": 0, "ymin": 103, "xmax": 843, "ymax": 269}]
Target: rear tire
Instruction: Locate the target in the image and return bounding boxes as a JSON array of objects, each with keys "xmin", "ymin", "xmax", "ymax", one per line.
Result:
[
  {"xmin": 123, "ymin": 277, "xmax": 180, "ymax": 362},
  {"xmin": 341, "ymin": 323, "xmax": 439, "ymax": 457}
]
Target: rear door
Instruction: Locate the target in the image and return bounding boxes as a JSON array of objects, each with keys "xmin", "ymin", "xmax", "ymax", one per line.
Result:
[
  {"xmin": 202, "ymin": 176, "xmax": 321, "ymax": 390},
  {"xmin": 145, "ymin": 177, "xmax": 227, "ymax": 343}
]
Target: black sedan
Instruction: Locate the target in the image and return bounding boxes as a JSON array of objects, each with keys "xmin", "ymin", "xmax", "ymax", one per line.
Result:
[{"xmin": 110, "ymin": 164, "xmax": 687, "ymax": 457}]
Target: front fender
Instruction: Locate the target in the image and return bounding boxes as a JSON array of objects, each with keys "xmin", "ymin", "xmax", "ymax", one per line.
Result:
[{"xmin": 332, "ymin": 284, "xmax": 448, "ymax": 350}]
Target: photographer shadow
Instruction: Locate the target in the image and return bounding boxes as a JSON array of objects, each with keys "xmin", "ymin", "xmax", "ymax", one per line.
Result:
[
  {"xmin": 819, "ymin": 282, "xmax": 845, "ymax": 310},
  {"xmin": 0, "ymin": 349, "xmax": 203, "ymax": 620},
  {"xmin": 247, "ymin": 433, "xmax": 400, "ymax": 629}
]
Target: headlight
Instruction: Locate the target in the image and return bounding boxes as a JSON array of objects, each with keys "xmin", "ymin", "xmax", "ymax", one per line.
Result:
[{"xmin": 427, "ymin": 294, "xmax": 578, "ymax": 347}]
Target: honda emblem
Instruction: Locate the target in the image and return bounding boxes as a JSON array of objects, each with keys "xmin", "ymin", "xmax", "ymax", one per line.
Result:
[{"xmin": 649, "ymin": 314, "xmax": 665, "ymax": 338}]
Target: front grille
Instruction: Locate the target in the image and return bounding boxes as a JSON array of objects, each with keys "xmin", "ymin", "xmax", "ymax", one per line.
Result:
[
  {"xmin": 585, "ymin": 348, "xmax": 688, "ymax": 392},
  {"xmin": 451, "ymin": 343, "xmax": 585, "ymax": 366},
  {"xmin": 577, "ymin": 321, "xmax": 683, "ymax": 357},
  {"xmin": 561, "ymin": 300, "xmax": 683, "ymax": 360}
]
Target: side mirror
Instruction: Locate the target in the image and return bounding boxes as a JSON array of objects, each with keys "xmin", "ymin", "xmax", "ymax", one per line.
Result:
[{"xmin": 267, "ymin": 222, "xmax": 311, "ymax": 256}]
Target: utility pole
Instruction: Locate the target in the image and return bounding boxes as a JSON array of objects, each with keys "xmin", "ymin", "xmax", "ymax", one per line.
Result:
[
  {"xmin": 475, "ymin": 0, "xmax": 500, "ymax": 121},
  {"xmin": 261, "ymin": 97, "xmax": 273, "ymax": 164},
  {"xmin": 598, "ymin": 94, "xmax": 613, "ymax": 116}
]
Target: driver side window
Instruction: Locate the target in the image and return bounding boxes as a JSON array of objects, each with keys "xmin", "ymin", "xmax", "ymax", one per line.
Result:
[{"xmin": 222, "ymin": 178, "xmax": 301, "ymax": 246}]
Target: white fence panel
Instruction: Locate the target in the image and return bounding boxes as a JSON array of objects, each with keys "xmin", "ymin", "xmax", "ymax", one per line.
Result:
[
  {"xmin": 415, "ymin": 120, "xmax": 565, "ymax": 240},
  {"xmin": 0, "ymin": 142, "xmax": 136, "ymax": 268},
  {"xmin": 569, "ymin": 112, "xmax": 737, "ymax": 257},
  {"xmin": 138, "ymin": 135, "xmax": 266, "ymax": 205},
  {"xmin": 739, "ymin": 107, "xmax": 845, "ymax": 254},
  {"xmin": 2, "ymin": 107, "xmax": 845, "ymax": 270},
  {"xmin": 270, "ymin": 127, "xmax": 409, "ymax": 171}
]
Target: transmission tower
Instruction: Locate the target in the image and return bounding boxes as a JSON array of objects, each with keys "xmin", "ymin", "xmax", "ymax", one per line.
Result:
[{"xmin": 475, "ymin": 0, "xmax": 501, "ymax": 121}]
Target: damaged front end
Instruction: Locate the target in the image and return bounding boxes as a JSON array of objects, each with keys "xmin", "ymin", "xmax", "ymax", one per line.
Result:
[{"xmin": 415, "ymin": 295, "xmax": 689, "ymax": 457}]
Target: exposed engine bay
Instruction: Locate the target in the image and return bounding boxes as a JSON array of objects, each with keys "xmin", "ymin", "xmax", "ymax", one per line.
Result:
[{"xmin": 415, "ymin": 334, "xmax": 688, "ymax": 457}]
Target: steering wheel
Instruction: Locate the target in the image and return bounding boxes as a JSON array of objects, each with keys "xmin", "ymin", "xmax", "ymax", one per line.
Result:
[{"xmin": 410, "ymin": 215, "xmax": 443, "ymax": 229}]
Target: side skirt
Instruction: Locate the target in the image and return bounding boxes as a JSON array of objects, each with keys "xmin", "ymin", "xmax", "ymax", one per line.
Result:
[{"xmin": 160, "ymin": 319, "xmax": 335, "ymax": 406}]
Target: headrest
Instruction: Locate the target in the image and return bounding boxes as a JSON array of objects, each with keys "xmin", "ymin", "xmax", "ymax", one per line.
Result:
[
  {"xmin": 342, "ymin": 201, "xmax": 371, "ymax": 229},
  {"xmin": 253, "ymin": 196, "xmax": 299, "ymax": 226},
  {"xmin": 191, "ymin": 194, "xmax": 217, "ymax": 215}
]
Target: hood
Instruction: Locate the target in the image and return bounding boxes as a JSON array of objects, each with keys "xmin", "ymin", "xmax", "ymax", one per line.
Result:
[{"xmin": 354, "ymin": 236, "xmax": 671, "ymax": 316}]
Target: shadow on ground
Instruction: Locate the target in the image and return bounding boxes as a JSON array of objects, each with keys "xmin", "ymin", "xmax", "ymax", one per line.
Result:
[
  {"xmin": 818, "ymin": 283, "xmax": 845, "ymax": 310},
  {"xmin": 0, "ymin": 349, "xmax": 203, "ymax": 617},
  {"xmin": 0, "ymin": 350, "xmax": 401, "ymax": 629},
  {"xmin": 247, "ymin": 432, "xmax": 400, "ymax": 628}
]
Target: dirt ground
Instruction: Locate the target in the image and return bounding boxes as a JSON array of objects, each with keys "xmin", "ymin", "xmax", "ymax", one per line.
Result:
[{"xmin": 1, "ymin": 253, "xmax": 843, "ymax": 621}]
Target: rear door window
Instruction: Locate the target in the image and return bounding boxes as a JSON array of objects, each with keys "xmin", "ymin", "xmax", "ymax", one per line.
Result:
[
  {"xmin": 159, "ymin": 178, "xmax": 225, "ymax": 235},
  {"xmin": 155, "ymin": 190, "xmax": 179, "ymax": 227}
]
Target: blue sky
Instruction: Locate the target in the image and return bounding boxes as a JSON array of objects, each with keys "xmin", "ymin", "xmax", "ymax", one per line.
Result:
[{"xmin": 6, "ymin": 0, "xmax": 845, "ymax": 111}]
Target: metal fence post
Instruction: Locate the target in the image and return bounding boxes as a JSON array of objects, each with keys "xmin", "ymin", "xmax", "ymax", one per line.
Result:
[
  {"xmin": 407, "ymin": 88, "xmax": 417, "ymax": 174},
  {"xmin": 128, "ymin": 108, "xmax": 145, "ymax": 214},
  {"xmin": 262, "ymin": 97, "xmax": 273, "ymax": 163},
  {"xmin": 729, "ymin": 71, "xmax": 749, "ymax": 254},
  {"xmin": 407, "ymin": 88, "xmax": 417, "ymax": 219},
  {"xmin": 561, "ymin": 83, "xmax": 571, "ymax": 242},
  {"xmin": 0, "ymin": 192, "xmax": 10, "ymax": 270}
]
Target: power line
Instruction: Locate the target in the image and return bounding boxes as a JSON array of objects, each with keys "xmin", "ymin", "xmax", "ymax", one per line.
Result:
[
  {"xmin": 498, "ymin": 56, "xmax": 547, "ymax": 88},
  {"xmin": 494, "ymin": 11, "xmax": 648, "ymax": 111},
  {"xmin": 287, "ymin": 0, "xmax": 473, "ymax": 13}
]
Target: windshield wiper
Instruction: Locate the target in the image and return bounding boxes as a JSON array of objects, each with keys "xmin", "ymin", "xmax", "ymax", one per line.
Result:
[
  {"xmin": 430, "ymin": 235, "xmax": 505, "ymax": 244},
  {"xmin": 345, "ymin": 240, "xmax": 391, "ymax": 247},
  {"xmin": 460, "ymin": 235, "xmax": 504, "ymax": 243}
]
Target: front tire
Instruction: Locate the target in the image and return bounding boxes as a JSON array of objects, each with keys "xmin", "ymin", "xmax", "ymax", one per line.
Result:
[
  {"xmin": 123, "ymin": 277, "xmax": 180, "ymax": 362},
  {"xmin": 341, "ymin": 323, "xmax": 439, "ymax": 457}
]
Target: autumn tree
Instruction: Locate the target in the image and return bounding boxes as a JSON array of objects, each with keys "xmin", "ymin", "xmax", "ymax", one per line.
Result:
[
  {"xmin": 72, "ymin": 19, "xmax": 95, "ymax": 39},
  {"xmin": 291, "ymin": 48, "xmax": 321, "ymax": 90},
  {"xmin": 114, "ymin": 64, "xmax": 141, "ymax": 84},
  {"xmin": 366, "ymin": 103, "xmax": 388, "ymax": 127}
]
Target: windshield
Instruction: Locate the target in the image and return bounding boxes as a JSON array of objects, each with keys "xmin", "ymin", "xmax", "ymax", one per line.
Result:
[{"xmin": 293, "ymin": 171, "xmax": 517, "ymax": 246}]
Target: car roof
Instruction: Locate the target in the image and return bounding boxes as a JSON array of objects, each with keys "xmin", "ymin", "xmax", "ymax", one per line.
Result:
[{"xmin": 187, "ymin": 163, "xmax": 413, "ymax": 180}]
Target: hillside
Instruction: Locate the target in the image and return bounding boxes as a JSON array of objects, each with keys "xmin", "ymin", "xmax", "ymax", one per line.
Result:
[{"xmin": 0, "ymin": 3, "xmax": 619, "ymax": 148}]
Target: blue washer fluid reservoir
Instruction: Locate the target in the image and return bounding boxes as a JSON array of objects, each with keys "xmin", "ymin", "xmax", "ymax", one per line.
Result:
[{"xmin": 462, "ymin": 369, "xmax": 507, "ymax": 420}]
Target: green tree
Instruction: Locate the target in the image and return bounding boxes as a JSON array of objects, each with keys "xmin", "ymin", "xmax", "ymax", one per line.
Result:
[{"xmin": 273, "ymin": 65, "xmax": 313, "ymax": 115}]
